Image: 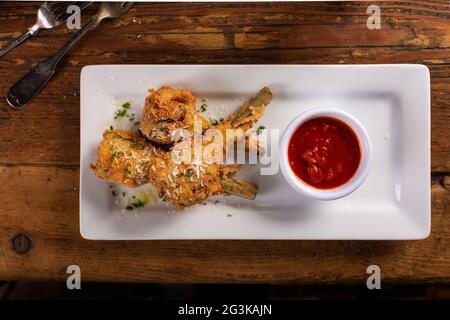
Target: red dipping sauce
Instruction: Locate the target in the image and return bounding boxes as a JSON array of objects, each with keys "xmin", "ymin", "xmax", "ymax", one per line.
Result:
[{"xmin": 288, "ymin": 117, "xmax": 361, "ymax": 189}]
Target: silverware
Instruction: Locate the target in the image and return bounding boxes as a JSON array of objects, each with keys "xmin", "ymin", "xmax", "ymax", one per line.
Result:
[
  {"xmin": 6, "ymin": 2, "xmax": 133, "ymax": 108},
  {"xmin": 0, "ymin": 2, "xmax": 92, "ymax": 59}
]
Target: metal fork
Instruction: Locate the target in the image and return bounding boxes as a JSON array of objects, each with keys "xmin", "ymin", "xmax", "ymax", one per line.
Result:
[
  {"xmin": 6, "ymin": 2, "xmax": 134, "ymax": 108},
  {"xmin": 0, "ymin": 2, "xmax": 92, "ymax": 58}
]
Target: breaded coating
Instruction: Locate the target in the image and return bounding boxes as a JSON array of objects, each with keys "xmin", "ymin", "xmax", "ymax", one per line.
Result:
[
  {"xmin": 91, "ymin": 87, "xmax": 272, "ymax": 209},
  {"xmin": 91, "ymin": 130, "xmax": 257, "ymax": 209},
  {"xmin": 140, "ymin": 86, "xmax": 208, "ymax": 144}
]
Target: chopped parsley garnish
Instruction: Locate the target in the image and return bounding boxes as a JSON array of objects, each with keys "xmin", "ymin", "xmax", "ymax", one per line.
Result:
[
  {"xmin": 122, "ymin": 192, "xmax": 126, "ymax": 197},
  {"xmin": 184, "ymin": 168, "xmax": 194, "ymax": 177},
  {"xmin": 115, "ymin": 108, "xmax": 127, "ymax": 118},
  {"xmin": 176, "ymin": 172, "xmax": 184, "ymax": 179},
  {"xmin": 132, "ymin": 200, "xmax": 145, "ymax": 208},
  {"xmin": 219, "ymin": 118, "xmax": 224, "ymax": 123},
  {"xmin": 199, "ymin": 104, "xmax": 207, "ymax": 112},
  {"xmin": 114, "ymin": 102, "xmax": 132, "ymax": 119},
  {"xmin": 134, "ymin": 121, "xmax": 140, "ymax": 126},
  {"xmin": 124, "ymin": 168, "xmax": 132, "ymax": 174},
  {"xmin": 110, "ymin": 125, "xmax": 114, "ymax": 130},
  {"xmin": 127, "ymin": 113, "xmax": 136, "ymax": 122},
  {"xmin": 156, "ymin": 118, "xmax": 173, "ymax": 124},
  {"xmin": 130, "ymin": 143, "xmax": 144, "ymax": 150},
  {"xmin": 256, "ymin": 125, "xmax": 266, "ymax": 135},
  {"xmin": 112, "ymin": 151, "xmax": 123, "ymax": 158},
  {"xmin": 209, "ymin": 118, "xmax": 219, "ymax": 126},
  {"xmin": 124, "ymin": 199, "xmax": 145, "ymax": 210},
  {"xmin": 141, "ymin": 160, "xmax": 149, "ymax": 165},
  {"xmin": 112, "ymin": 191, "xmax": 117, "ymax": 197}
]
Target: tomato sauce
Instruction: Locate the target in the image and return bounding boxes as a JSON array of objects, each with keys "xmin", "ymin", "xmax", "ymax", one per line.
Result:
[{"xmin": 288, "ymin": 117, "xmax": 361, "ymax": 189}]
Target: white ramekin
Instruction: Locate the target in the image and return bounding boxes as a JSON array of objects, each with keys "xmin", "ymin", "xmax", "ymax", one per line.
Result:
[{"xmin": 279, "ymin": 108, "xmax": 372, "ymax": 200}]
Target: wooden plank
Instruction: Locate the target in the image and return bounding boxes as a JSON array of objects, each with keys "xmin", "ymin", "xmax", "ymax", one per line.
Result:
[
  {"xmin": 2, "ymin": 2, "xmax": 450, "ymax": 55},
  {"xmin": 0, "ymin": 64, "xmax": 448, "ymax": 170},
  {"xmin": 0, "ymin": 165, "xmax": 448, "ymax": 283},
  {"xmin": 1, "ymin": 58, "xmax": 448, "ymax": 170},
  {"xmin": 0, "ymin": 1, "xmax": 449, "ymax": 282}
]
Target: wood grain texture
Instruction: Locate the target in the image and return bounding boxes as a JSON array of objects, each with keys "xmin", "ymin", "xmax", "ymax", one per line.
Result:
[
  {"xmin": 0, "ymin": 1, "xmax": 449, "ymax": 282},
  {"xmin": 0, "ymin": 1, "xmax": 448, "ymax": 170},
  {"xmin": 0, "ymin": 166, "xmax": 448, "ymax": 283}
]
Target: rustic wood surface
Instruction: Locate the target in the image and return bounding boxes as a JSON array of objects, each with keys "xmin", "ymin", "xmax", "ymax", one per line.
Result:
[{"xmin": 0, "ymin": 1, "xmax": 449, "ymax": 283}]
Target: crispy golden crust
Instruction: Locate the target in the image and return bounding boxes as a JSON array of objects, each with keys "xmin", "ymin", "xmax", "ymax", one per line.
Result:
[
  {"xmin": 91, "ymin": 86, "xmax": 272, "ymax": 209},
  {"xmin": 90, "ymin": 130, "xmax": 157, "ymax": 187},
  {"xmin": 140, "ymin": 86, "xmax": 208, "ymax": 144},
  {"xmin": 91, "ymin": 130, "xmax": 224, "ymax": 209}
]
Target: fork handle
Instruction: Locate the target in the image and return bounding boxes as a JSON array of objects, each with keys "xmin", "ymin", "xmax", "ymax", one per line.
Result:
[
  {"xmin": 6, "ymin": 18, "xmax": 97, "ymax": 108},
  {"xmin": 0, "ymin": 31, "xmax": 33, "ymax": 59}
]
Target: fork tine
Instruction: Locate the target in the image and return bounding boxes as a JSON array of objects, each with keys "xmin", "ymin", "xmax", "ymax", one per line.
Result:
[
  {"xmin": 50, "ymin": 2, "xmax": 76, "ymax": 20},
  {"xmin": 121, "ymin": 2, "xmax": 134, "ymax": 11},
  {"xmin": 46, "ymin": 1, "xmax": 92, "ymax": 22}
]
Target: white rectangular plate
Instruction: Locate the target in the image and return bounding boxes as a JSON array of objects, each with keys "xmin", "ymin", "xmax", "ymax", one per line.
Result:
[{"xmin": 80, "ymin": 65, "xmax": 430, "ymax": 240}]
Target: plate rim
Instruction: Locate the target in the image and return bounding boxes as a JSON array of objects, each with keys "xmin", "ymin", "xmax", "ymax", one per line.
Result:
[{"xmin": 79, "ymin": 64, "xmax": 431, "ymax": 240}]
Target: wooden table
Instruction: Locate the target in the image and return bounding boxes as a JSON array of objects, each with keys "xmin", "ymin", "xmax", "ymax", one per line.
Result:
[{"xmin": 0, "ymin": 1, "xmax": 449, "ymax": 283}]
